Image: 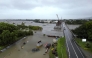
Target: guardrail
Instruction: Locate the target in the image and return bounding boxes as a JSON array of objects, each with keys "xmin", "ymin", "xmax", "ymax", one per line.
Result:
[
  {"xmin": 64, "ymin": 23, "xmax": 87, "ymax": 58},
  {"xmin": 61, "ymin": 23, "xmax": 69, "ymax": 58}
]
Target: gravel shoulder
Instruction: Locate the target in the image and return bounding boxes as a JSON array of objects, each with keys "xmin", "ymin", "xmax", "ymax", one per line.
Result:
[{"xmin": 81, "ymin": 48, "xmax": 92, "ymax": 58}]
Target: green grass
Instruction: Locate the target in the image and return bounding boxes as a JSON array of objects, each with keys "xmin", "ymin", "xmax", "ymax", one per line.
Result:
[
  {"xmin": 49, "ymin": 47, "xmax": 55, "ymax": 58},
  {"xmin": 49, "ymin": 37, "xmax": 68, "ymax": 58},
  {"xmin": 0, "ymin": 46, "xmax": 5, "ymax": 50},
  {"xmin": 75, "ymin": 38, "xmax": 92, "ymax": 53},
  {"xmin": 57, "ymin": 37, "xmax": 68, "ymax": 58}
]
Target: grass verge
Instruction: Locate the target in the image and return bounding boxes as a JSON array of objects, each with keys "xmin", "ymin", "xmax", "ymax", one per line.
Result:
[
  {"xmin": 49, "ymin": 37, "xmax": 68, "ymax": 58},
  {"xmin": 57, "ymin": 37, "xmax": 68, "ymax": 58},
  {"xmin": 75, "ymin": 38, "xmax": 92, "ymax": 53},
  {"xmin": 0, "ymin": 46, "xmax": 5, "ymax": 50},
  {"xmin": 49, "ymin": 47, "xmax": 55, "ymax": 58}
]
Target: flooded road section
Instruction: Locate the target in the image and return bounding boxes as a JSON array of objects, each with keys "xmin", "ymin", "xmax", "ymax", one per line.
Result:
[{"xmin": 0, "ymin": 31, "xmax": 55, "ymax": 58}]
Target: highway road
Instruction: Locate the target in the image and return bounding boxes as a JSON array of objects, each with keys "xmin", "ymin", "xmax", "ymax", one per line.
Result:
[{"xmin": 62, "ymin": 22, "xmax": 86, "ymax": 58}]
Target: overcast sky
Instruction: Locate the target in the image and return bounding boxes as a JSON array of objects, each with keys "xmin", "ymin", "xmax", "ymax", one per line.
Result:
[{"xmin": 0, "ymin": 0, "xmax": 92, "ymax": 19}]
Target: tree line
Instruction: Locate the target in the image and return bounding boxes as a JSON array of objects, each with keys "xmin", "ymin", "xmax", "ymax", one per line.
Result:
[
  {"xmin": 65, "ymin": 19, "xmax": 92, "ymax": 24},
  {"xmin": 17, "ymin": 22, "xmax": 42, "ymax": 30},
  {"xmin": 0, "ymin": 22, "xmax": 42, "ymax": 47},
  {"xmin": 72, "ymin": 21, "xmax": 92, "ymax": 41}
]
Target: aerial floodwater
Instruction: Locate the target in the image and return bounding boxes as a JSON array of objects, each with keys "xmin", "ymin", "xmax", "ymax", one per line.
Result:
[{"xmin": 0, "ymin": 20, "xmax": 79, "ymax": 58}]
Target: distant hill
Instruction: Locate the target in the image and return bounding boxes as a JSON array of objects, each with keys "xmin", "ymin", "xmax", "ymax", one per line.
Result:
[{"xmin": 84, "ymin": 17, "xmax": 92, "ymax": 19}]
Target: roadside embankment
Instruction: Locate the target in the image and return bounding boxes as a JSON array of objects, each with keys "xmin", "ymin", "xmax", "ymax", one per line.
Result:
[{"xmin": 49, "ymin": 37, "xmax": 68, "ymax": 58}]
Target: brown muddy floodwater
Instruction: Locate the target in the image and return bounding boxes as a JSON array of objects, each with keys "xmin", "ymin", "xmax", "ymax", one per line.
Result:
[
  {"xmin": 0, "ymin": 31, "xmax": 55, "ymax": 58},
  {"xmin": 0, "ymin": 21, "xmax": 79, "ymax": 58}
]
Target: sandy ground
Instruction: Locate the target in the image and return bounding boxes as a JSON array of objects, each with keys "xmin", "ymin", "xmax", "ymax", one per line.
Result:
[{"xmin": 0, "ymin": 31, "xmax": 55, "ymax": 58}]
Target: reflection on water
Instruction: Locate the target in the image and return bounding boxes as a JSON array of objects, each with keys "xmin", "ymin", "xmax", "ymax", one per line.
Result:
[
  {"xmin": 0, "ymin": 20, "xmax": 80, "ymax": 36},
  {"xmin": 0, "ymin": 20, "xmax": 80, "ymax": 58},
  {"xmin": 0, "ymin": 31, "xmax": 53, "ymax": 58}
]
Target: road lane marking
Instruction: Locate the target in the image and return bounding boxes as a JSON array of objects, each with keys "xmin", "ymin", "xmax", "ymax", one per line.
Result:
[
  {"xmin": 66, "ymin": 31, "xmax": 78, "ymax": 58},
  {"xmin": 64, "ymin": 30, "xmax": 70, "ymax": 58},
  {"xmin": 66, "ymin": 34, "xmax": 70, "ymax": 58},
  {"xmin": 63, "ymin": 24, "xmax": 70, "ymax": 58},
  {"xmin": 65, "ymin": 23, "xmax": 85, "ymax": 58},
  {"xmin": 65, "ymin": 36, "xmax": 70, "ymax": 58},
  {"xmin": 74, "ymin": 41, "xmax": 85, "ymax": 58}
]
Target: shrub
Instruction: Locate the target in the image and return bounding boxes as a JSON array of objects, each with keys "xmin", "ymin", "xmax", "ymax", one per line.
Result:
[
  {"xmin": 85, "ymin": 42, "xmax": 91, "ymax": 48},
  {"xmin": 43, "ymin": 34, "xmax": 45, "ymax": 36}
]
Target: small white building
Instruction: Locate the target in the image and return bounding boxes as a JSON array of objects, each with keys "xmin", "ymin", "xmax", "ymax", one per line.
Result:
[
  {"xmin": 44, "ymin": 20, "xmax": 51, "ymax": 23},
  {"xmin": 40, "ymin": 20, "xmax": 51, "ymax": 23},
  {"xmin": 52, "ymin": 21, "xmax": 58, "ymax": 23}
]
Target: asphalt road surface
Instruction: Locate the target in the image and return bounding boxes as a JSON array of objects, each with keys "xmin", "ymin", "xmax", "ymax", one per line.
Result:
[{"xmin": 62, "ymin": 22, "xmax": 86, "ymax": 58}]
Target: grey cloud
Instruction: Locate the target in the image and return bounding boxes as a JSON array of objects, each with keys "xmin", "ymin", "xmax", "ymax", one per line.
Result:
[
  {"xmin": 0, "ymin": 0, "xmax": 91, "ymax": 10},
  {"xmin": 41, "ymin": 0, "xmax": 91, "ymax": 9},
  {"xmin": 0, "ymin": 0, "xmax": 92, "ymax": 19},
  {"xmin": 0, "ymin": 1, "xmax": 12, "ymax": 9},
  {"xmin": 0, "ymin": 0, "xmax": 41, "ymax": 10},
  {"xmin": 62, "ymin": 6, "xmax": 92, "ymax": 19},
  {"xmin": 11, "ymin": 0, "xmax": 38, "ymax": 10}
]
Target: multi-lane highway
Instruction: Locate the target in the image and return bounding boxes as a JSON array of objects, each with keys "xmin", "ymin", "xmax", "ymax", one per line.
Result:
[{"xmin": 62, "ymin": 22, "xmax": 86, "ymax": 58}]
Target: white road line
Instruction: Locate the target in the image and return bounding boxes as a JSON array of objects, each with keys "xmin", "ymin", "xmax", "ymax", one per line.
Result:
[
  {"xmin": 66, "ymin": 24, "xmax": 85, "ymax": 58},
  {"xmin": 63, "ymin": 24, "xmax": 70, "ymax": 58},
  {"xmin": 74, "ymin": 41, "xmax": 85, "ymax": 58},
  {"xmin": 66, "ymin": 31, "xmax": 78, "ymax": 58},
  {"xmin": 64, "ymin": 30, "xmax": 70, "ymax": 58}
]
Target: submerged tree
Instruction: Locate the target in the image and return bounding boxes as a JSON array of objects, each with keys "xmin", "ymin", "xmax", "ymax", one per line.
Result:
[{"xmin": 0, "ymin": 22, "xmax": 33, "ymax": 46}]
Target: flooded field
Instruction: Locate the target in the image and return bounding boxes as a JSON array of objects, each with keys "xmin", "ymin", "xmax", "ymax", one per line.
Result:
[
  {"xmin": 0, "ymin": 31, "xmax": 54, "ymax": 58},
  {"xmin": 0, "ymin": 20, "xmax": 80, "ymax": 36},
  {"xmin": 0, "ymin": 20, "xmax": 80, "ymax": 58}
]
